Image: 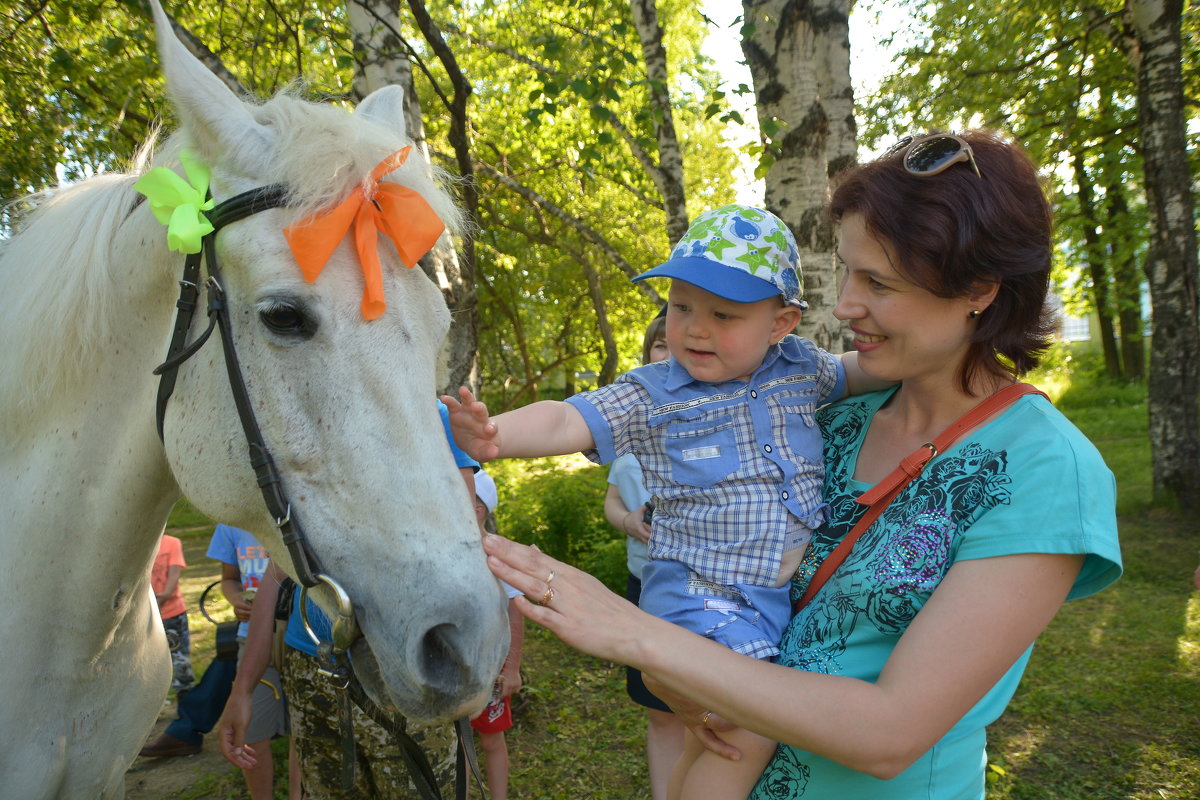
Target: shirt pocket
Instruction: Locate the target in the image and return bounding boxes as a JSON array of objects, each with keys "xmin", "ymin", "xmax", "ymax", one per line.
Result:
[
  {"xmin": 664, "ymin": 415, "xmax": 740, "ymax": 488},
  {"xmin": 776, "ymin": 392, "xmax": 821, "ymax": 461}
]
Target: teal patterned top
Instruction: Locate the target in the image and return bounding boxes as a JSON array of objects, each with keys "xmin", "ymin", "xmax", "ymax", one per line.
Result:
[{"xmin": 750, "ymin": 388, "xmax": 1122, "ymax": 800}]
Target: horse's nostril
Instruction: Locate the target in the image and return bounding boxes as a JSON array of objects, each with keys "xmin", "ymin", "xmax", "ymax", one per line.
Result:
[{"xmin": 417, "ymin": 623, "xmax": 465, "ymax": 691}]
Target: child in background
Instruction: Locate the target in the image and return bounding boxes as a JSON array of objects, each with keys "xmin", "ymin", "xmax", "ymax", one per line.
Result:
[
  {"xmin": 446, "ymin": 205, "xmax": 889, "ymax": 800},
  {"xmin": 604, "ymin": 312, "xmax": 685, "ymax": 800},
  {"xmin": 151, "ymin": 533, "xmax": 195, "ymax": 694},
  {"xmin": 471, "ymin": 469, "xmax": 524, "ymax": 800}
]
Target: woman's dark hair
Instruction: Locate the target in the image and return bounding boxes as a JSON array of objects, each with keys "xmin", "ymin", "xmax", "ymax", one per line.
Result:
[
  {"xmin": 640, "ymin": 316, "xmax": 667, "ymax": 365},
  {"xmin": 829, "ymin": 130, "xmax": 1056, "ymax": 392}
]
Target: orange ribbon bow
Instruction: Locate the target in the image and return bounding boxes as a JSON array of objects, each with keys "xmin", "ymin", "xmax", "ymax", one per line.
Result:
[{"xmin": 283, "ymin": 147, "xmax": 445, "ymax": 320}]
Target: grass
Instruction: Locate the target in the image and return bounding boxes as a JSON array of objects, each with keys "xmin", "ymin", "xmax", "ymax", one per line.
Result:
[{"xmin": 163, "ymin": 341, "xmax": 1200, "ymax": 799}]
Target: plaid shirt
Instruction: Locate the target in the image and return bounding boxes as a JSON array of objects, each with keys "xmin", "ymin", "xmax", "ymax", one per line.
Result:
[{"xmin": 566, "ymin": 335, "xmax": 845, "ymax": 587}]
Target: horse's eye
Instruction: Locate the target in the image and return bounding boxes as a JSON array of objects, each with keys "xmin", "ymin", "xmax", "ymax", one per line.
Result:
[{"xmin": 259, "ymin": 301, "xmax": 315, "ymax": 337}]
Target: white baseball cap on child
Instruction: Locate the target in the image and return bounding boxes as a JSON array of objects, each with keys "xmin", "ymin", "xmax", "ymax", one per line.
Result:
[
  {"xmin": 475, "ymin": 469, "xmax": 498, "ymax": 513},
  {"xmin": 633, "ymin": 204, "xmax": 808, "ymax": 310}
]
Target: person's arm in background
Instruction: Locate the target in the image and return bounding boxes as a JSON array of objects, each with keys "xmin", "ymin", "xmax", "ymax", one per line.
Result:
[
  {"xmin": 216, "ymin": 560, "xmax": 283, "ymax": 769},
  {"xmin": 497, "ymin": 598, "xmax": 524, "ymax": 699},
  {"xmin": 219, "ymin": 562, "xmax": 252, "ymax": 622},
  {"xmin": 156, "ymin": 564, "xmax": 181, "ymax": 608},
  {"xmin": 604, "ymin": 484, "xmax": 651, "ymax": 546}
]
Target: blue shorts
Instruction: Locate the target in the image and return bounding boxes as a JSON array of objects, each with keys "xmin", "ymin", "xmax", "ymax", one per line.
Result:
[{"xmin": 639, "ymin": 560, "xmax": 790, "ymax": 660}]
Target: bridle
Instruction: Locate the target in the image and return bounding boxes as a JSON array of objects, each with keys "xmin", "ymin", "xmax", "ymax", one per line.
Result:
[
  {"xmin": 150, "ymin": 183, "xmax": 483, "ymax": 800},
  {"xmin": 152, "ymin": 183, "xmax": 335, "ymax": 592},
  {"xmin": 152, "ymin": 182, "xmax": 359, "ymax": 636}
]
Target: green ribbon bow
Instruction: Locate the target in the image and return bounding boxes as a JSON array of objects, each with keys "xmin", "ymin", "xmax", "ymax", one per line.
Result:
[{"xmin": 134, "ymin": 148, "xmax": 216, "ymax": 254}]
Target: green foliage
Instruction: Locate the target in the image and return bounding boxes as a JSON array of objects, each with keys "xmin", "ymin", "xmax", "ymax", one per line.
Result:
[
  {"xmin": 167, "ymin": 497, "xmax": 214, "ymax": 530},
  {"xmin": 1028, "ymin": 341, "xmax": 1151, "ymax": 514},
  {"xmin": 485, "ymin": 454, "xmax": 626, "ymax": 592},
  {"xmin": 0, "ymin": 1, "xmax": 160, "ymax": 199},
  {"xmin": 853, "ymin": 0, "xmax": 1197, "ymax": 362},
  {"xmin": 442, "ymin": 0, "xmax": 739, "ymax": 409}
]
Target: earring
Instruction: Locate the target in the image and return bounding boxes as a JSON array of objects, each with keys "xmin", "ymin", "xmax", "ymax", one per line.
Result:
[{"xmin": 968, "ymin": 309, "xmax": 982, "ymax": 319}]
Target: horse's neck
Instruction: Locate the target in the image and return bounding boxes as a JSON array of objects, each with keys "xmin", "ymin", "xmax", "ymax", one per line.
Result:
[{"xmin": 0, "ymin": 217, "xmax": 182, "ymax": 638}]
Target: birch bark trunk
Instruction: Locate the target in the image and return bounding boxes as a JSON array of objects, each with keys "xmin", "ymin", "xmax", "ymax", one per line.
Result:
[
  {"xmin": 1127, "ymin": 0, "xmax": 1200, "ymax": 511},
  {"xmin": 347, "ymin": 0, "xmax": 478, "ymax": 394},
  {"xmin": 741, "ymin": 0, "xmax": 856, "ymax": 353},
  {"xmin": 630, "ymin": 0, "xmax": 689, "ymax": 246}
]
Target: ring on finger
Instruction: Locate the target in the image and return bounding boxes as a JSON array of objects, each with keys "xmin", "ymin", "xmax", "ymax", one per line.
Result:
[
  {"xmin": 701, "ymin": 710, "xmax": 713, "ymax": 728},
  {"xmin": 545, "ymin": 570, "xmax": 556, "ymax": 584},
  {"xmin": 539, "ymin": 586, "xmax": 555, "ymax": 606}
]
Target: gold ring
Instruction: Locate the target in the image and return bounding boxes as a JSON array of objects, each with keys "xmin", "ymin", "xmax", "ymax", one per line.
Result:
[
  {"xmin": 701, "ymin": 710, "xmax": 712, "ymax": 728},
  {"xmin": 539, "ymin": 586, "xmax": 555, "ymax": 606},
  {"xmin": 545, "ymin": 570, "xmax": 556, "ymax": 584}
]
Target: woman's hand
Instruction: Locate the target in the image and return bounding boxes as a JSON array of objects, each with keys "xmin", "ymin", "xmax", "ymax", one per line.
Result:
[
  {"xmin": 483, "ymin": 534, "xmax": 656, "ymax": 665},
  {"xmin": 440, "ymin": 386, "xmax": 501, "ymax": 462},
  {"xmin": 642, "ymin": 673, "xmax": 744, "ymax": 761}
]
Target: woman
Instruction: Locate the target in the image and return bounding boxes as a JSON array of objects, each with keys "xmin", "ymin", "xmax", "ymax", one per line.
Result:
[{"xmin": 483, "ymin": 130, "xmax": 1122, "ymax": 798}]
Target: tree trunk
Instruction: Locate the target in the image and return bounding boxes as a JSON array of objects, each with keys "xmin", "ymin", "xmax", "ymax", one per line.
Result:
[
  {"xmin": 1105, "ymin": 189, "xmax": 1146, "ymax": 380},
  {"xmin": 630, "ymin": 0, "xmax": 689, "ymax": 247},
  {"xmin": 346, "ymin": 0, "xmax": 479, "ymax": 395},
  {"xmin": 741, "ymin": 0, "xmax": 856, "ymax": 353},
  {"xmin": 406, "ymin": 0, "xmax": 480, "ymax": 395},
  {"xmin": 1073, "ymin": 154, "xmax": 1123, "ymax": 377},
  {"xmin": 1127, "ymin": 0, "xmax": 1200, "ymax": 511}
]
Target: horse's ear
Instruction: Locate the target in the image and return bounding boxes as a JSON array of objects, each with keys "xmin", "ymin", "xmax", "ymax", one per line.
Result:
[
  {"xmin": 147, "ymin": 0, "xmax": 271, "ymax": 168},
  {"xmin": 354, "ymin": 85, "xmax": 408, "ymax": 141}
]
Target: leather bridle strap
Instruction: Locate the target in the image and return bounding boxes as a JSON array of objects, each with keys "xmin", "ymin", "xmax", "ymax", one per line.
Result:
[
  {"xmin": 151, "ymin": 183, "xmax": 326, "ymax": 587},
  {"xmin": 151, "ymin": 183, "xmax": 481, "ymax": 800}
]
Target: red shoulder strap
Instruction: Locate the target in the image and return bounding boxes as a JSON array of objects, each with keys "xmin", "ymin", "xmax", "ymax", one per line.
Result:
[{"xmin": 793, "ymin": 383, "xmax": 1046, "ymax": 613}]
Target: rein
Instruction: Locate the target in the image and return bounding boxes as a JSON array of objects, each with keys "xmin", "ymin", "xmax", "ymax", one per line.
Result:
[{"xmin": 151, "ymin": 184, "xmax": 483, "ymax": 800}]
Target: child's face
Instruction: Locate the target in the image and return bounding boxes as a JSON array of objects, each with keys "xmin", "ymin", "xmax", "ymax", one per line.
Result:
[
  {"xmin": 474, "ymin": 496, "xmax": 489, "ymax": 533},
  {"xmin": 665, "ymin": 280, "xmax": 799, "ymax": 384},
  {"xmin": 647, "ymin": 336, "xmax": 670, "ymax": 364}
]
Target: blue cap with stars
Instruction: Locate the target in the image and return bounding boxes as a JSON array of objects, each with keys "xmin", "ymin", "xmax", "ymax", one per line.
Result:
[{"xmin": 633, "ymin": 204, "xmax": 807, "ymax": 310}]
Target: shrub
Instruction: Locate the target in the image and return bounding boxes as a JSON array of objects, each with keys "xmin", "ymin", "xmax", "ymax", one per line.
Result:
[{"xmin": 486, "ymin": 455, "xmax": 628, "ymax": 593}]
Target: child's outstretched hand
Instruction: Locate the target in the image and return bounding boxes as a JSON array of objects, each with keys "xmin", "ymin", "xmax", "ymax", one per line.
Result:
[{"xmin": 441, "ymin": 386, "xmax": 501, "ymax": 462}]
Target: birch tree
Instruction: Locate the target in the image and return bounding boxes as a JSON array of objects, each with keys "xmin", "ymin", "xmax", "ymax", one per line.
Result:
[
  {"xmin": 741, "ymin": 0, "xmax": 857, "ymax": 353},
  {"xmin": 346, "ymin": 0, "xmax": 479, "ymax": 393},
  {"xmin": 1123, "ymin": 0, "xmax": 1200, "ymax": 511},
  {"xmin": 631, "ymin": 0, "xmax": 689, "ymax": 245}
]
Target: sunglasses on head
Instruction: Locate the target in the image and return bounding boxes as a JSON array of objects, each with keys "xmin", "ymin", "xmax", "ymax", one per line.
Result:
[{"xmin": 885, "ymin": 134, "xmax": 982, "ymax": 178}]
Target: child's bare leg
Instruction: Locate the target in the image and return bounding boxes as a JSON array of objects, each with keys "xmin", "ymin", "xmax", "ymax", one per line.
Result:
[
  {"xmin": 666, "ymin": 728, "xmax": 705, "ymax": 800},
  {"xmin": 674, "ymin": 726, "xmax": 776, "ymax": 800}
]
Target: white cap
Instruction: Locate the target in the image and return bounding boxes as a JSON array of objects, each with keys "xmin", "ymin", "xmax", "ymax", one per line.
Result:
[{"xmin": 474, "ymin": 469, "xmax": 498, "ymax": 513}]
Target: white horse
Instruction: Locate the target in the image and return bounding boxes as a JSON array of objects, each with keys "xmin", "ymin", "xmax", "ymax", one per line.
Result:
[{"xmin": 0, "ymin": 3, "xmax": 508, "ymax": 797}]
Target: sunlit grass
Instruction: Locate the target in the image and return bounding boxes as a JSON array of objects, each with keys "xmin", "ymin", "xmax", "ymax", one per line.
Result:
[{"xmin": 985, "ymin": 342, "xmax": 1200, "ymax": 800}]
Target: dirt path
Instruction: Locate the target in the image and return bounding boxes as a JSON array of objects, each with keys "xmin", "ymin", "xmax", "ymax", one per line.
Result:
[{"xmin": 124, "ymin": 697, "xmax": 242, "ymax": 800}]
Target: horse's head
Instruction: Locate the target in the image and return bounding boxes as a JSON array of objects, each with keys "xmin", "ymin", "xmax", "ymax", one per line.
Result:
[{"xmin": 144, "ymin": 0, "xmax": 507, "ymax": 721}]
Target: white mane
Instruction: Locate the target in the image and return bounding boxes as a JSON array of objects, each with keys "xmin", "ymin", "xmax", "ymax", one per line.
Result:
[
  {"xmin": 0, "ymin": 89, "xmax": 462, "ymax": 436},
  {"xmin": 0, "ymin": 173, "xmax": 145, "ymax": 432}
]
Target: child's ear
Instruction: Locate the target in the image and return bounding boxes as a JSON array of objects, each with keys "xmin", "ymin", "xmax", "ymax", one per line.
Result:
[{"xmin": 771, "ymin": 304, "xmax": 802, "ymax": 343}]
